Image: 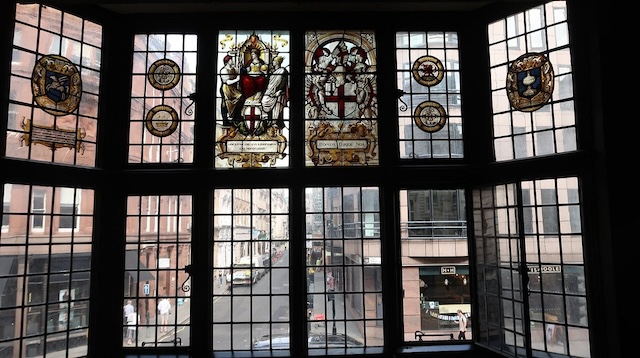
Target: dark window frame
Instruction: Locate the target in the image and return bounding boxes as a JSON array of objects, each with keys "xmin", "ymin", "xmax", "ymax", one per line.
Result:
[{"xmin": 0, "ymin": 1, "xmax": 616, "ymax": 358}]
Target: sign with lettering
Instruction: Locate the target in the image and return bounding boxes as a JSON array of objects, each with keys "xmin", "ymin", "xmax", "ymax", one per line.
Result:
[
  {"xmin": 528, "ymin": 265, "xmax": 561, "ymax": 274},
  {"xmin": 365, "ymin": 257, "xmax": 381, "ymax": 264},
  {"xmin": 441, "ymin": 266, "xmax": 456, "ymax": 274}
]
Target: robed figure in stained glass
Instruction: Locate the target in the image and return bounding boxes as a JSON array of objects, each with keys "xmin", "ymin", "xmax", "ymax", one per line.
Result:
[{"xmin": 216, "ymin": 31, "xmax": 289, "ymax": 168}]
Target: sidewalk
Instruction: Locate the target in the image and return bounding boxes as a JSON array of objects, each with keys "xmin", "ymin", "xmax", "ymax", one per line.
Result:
[
  {"xmin": 130, "ymin": 277, "xmax": 231, "ymax": 347},
  {"xmin": 127, "ymin": 297, "xmax": 189, "ymax": 347},
  {"xmin": 308, "ymin": 270, "xmax": 364, "ymax": 342}
]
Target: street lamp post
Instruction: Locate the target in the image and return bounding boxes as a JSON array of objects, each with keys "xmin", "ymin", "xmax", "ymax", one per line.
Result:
[
  {"xmin": 327, "ymin": 278, "xmax": 337, "ymax": 335},
  {"xmin": 326, "ymin": 220, "xmax": 338, "ymax": 335},
  {"xmin": 144, "ymin": 248, "xmax": 151, "ymax": 338},
  {"xmin": 331, "ymin": 293, "xmax": 337, "ymax": 335}
]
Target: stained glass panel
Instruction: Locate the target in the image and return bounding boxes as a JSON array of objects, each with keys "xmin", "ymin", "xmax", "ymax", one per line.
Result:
[
  {"xmin": 304, "ymin": 31, "xmax": 378, "ymax": 167},
  {"xmin": 395, "ymin": 31, "xmax": 463, "ymax": 159},
  {"xmin": 5, "ymin": 4, "xmax": 102, "ymax": 166},
  {"xmin": 488, "ymin": 1, "xmax": 576, "ymax": 161},
  {"xmin": 128, "ymin": 33, "xmax": 197, "ymax": 164},
  {"xmin": 215, "ymin": 30, "xmax": 290, "ymax": 168}
]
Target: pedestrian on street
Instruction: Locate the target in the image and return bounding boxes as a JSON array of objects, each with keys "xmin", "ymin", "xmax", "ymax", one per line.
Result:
[
  {"xmin": 456, "ymin": 309, "xmax": 468, "ymax": 340},
  {"xmin": 157, "ymin": 298, "xmax": 171, "ymax": 333},
  {"xmin": 123, "ymin": 300, "xmax": 134, "ymax": 338},
  {"xmin": 126, "ymin": 310, "xmax": 139, "ymax": 345},
  {"xmin": 326, "ymin": 271, "xmax": 335, "ymax": 290}
]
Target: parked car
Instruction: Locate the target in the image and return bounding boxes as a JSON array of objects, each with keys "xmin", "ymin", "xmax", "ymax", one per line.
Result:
[
  {"xmin": 308, "ymin": 333, "xmax": 364, "ymax": 348},
  {"xmin": 253, "ymin": 333, "xmax": 363, "ymax": 349},
  {"xmin": 253, "ymin": 333, "xmax": 290, "ymax": 349},
  {"xmin": 231, "ymin": 254, "xmax": 270, "ymax": 285}
]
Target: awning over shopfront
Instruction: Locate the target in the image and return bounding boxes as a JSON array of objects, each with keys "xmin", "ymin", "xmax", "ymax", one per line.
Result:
[
  {"xmin": 0, "ymin": 253, "xmax": 93, "ymax": 293},
  {"xmin": 125, "ymin": 250, "xmax": 155, "ymax": 282},
  {"xmin": 50, "ymin": 253, "xmax": 91, "ymax": 281},
  {"xmin": 0, "ymin": 256, "xmax": 17, "ymax": 295},
  {"xmin": 419, "ymin": 265, "xmax": 469, "ymax": 275}
]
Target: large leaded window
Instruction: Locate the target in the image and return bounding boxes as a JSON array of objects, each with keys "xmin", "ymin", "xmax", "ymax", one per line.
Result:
[
  {"xmin": 474, "ymin": 3, "xmax": 590, "ymax": 355},
  {"xmin": 488, "ymin": 1, "xmax": 575, "ymax": 161},
  {"xmin": 123, "ymin": 195, "xmax": 192, "ymax": 348},
  {"xmin": 1, "ymin": 1, "xmax": 599, "ymax": 358},
  {"xmin": 472, "ymin": 177, "xmax": 589, "ymax": 357},
  {"xmin": 304, "ymin": 31, "xmax": 378, "ymax": 167},
  {"xmin": 304, "ymin": 187, "xmax": 383, "ymax": 350},
  {"xmin": 215, "ymin": 31, "xmax": 290, "ymax": 168},
  {"xmin": 128, "ymin": 33, "xmax": 197, "ymax": 164},
  {"xmin": 395, "ymin": 32, "xmax": 463, "ymax": 159},
  {"xmin": 6, "ymin": 3, "xmax": 102, "ymax": 166},
  {"xmin": 212, "ymin": 188, "xmax": 290, "ymax": 350},
  {"xmin": 399, "ymin": 189, "xmax": 469, "ymax": 341},
  {"xmin": 0, "ymin": 184, "xmax": 94, "ymax": 357}
]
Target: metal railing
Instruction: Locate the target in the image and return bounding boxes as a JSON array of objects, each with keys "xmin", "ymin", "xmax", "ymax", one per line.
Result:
[
  {"xmin": 414, "ymin": 330, "xmax": 455, "ymax": 341},
  {"xmin": 142, "ymin": 337, "xmax": 182, "ymax": 347},
  {"xmin": 400, "ymin": 220, "xmax": 467, "ymax": 239}
]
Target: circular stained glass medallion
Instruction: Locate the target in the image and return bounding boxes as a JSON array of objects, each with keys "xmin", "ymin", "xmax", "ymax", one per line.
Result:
[
  {"xmin": 506, "ymin": 52, "xmax": 554, "ymax": 112},
  {"xmin": 146, "ymin": 105, "xmax": 179, "ymax": 137},
  {"xmin": 414, "ymin": 101, "xmax": 447, "ymax": 133},
  {"xmin": 148, "ymin": 59, "xmax": 181, "ymax": 91},
  {"xmin": 412, "ymin": 55, "xmax": 444, "ymax": 87},
  {"xmin": 31, "ymin": 55, "xmax": 82, "ymax": 115}
]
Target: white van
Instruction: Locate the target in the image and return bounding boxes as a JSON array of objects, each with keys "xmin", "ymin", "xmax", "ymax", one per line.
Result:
[{"xmin": 231, "ymin": 254, "xmax": 270, "ymax": 285}]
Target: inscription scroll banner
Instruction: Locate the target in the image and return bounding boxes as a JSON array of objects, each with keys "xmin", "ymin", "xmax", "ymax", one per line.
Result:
[
  {"xmin": 32, "ymin": 126, "xmax": 77, "ymax": 146},
  {"xmin": 306, "ymin": 120, "xmax": 378, "ymax": 166},
  {"xmin": 316, "ymin": 139, "xmax": 368, "ymax": 149},
  {"xmin": 20, "ymin": 117, "xmax": 86, "ymax": 153},
  {"xmin": 216, "ymin": 124, "xmax": 287, "ymax": 167},
  {"xmin": 227, "ymin": 140, "xmax": 279, "ymax": 153}
]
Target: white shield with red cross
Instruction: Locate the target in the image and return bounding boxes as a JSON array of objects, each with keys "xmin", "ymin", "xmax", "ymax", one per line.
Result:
[{"xmin": 243, "ymin": 105, "xmax": 263, "ymax": 134}]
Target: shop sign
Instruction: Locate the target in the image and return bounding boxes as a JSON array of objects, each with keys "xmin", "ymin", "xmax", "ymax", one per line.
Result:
[
  {"xmin": 441, "ymin": 266, "xmax": 456, "ymax": 274},
  {"xmin": 365, "ymin": 257, "xmax": 381, "ymax": 264},
  {"xmin": 528, "ymin": 265, "xmax": 561, "ymax": 274}
]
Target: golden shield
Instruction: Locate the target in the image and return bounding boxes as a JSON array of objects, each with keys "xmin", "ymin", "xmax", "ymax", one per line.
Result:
[
  {"xmin": 506, "ymin": 52, "xmax": 554, "ymax": 112},
  {"xmin": 31, "ymin": 55, "xmax": 82, "ymax": 115}
]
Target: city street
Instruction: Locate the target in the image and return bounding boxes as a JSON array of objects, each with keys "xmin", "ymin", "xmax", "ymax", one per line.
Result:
[
  {"xmin": 125, "ymin": 295, "xmax": 192, "ymax": 348},
  {"xmin": 127, "ymin": 247, "xmax": 368, "ymax": 348}
]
